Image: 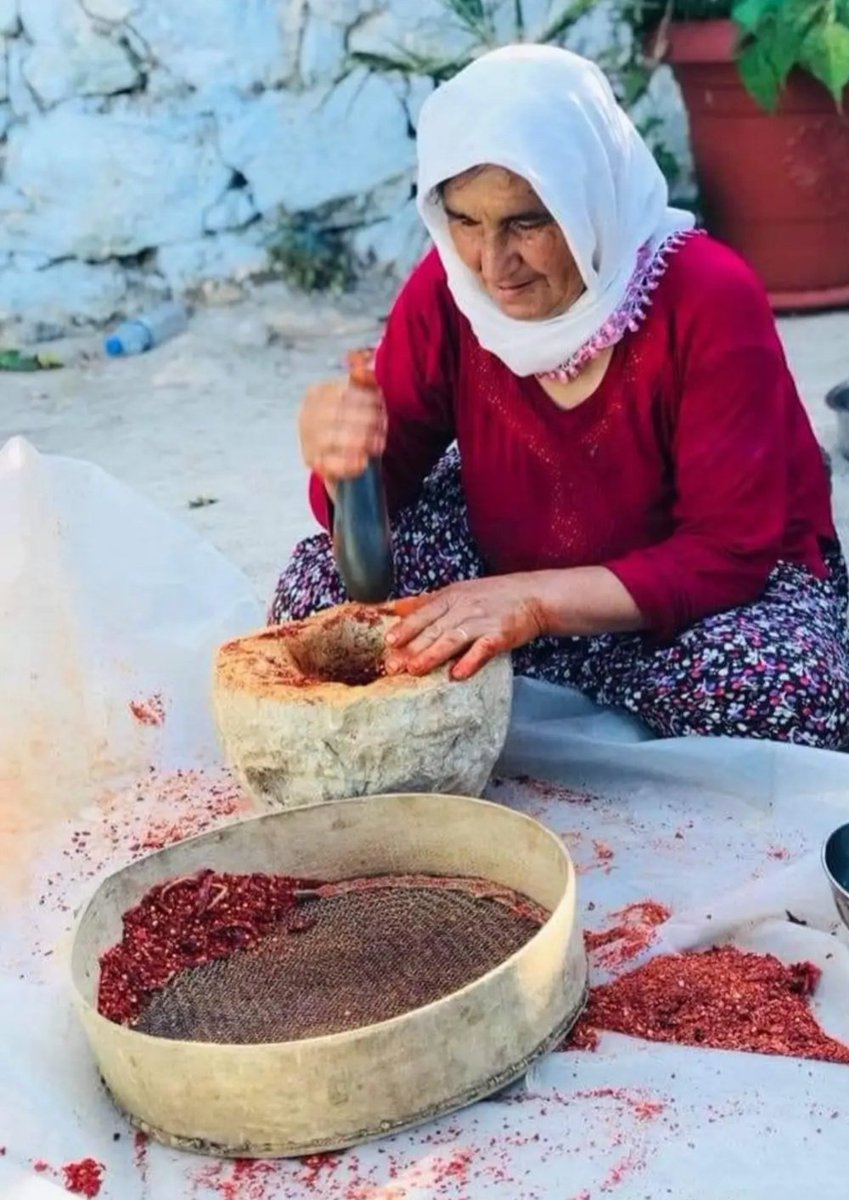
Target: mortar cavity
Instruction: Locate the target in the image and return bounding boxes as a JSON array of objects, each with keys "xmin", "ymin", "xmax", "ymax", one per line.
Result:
[{"xmin": 286, "ymin": 607, "xmax": 387, "ymax": 687}]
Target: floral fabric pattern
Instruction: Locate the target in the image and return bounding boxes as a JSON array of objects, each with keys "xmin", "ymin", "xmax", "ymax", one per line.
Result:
[{"xmin": 271, "ymin": 447, "xmax": 849, "ymax": 749}]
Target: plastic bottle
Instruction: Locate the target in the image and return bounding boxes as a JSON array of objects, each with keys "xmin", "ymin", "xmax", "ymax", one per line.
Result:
[
  {"xmin": 332, "ymin": 349, "xmax": 395, "ymax": 603},
  {"xmin": 104, "ymin": 302, "xmax": 188, "ymax": 357}
]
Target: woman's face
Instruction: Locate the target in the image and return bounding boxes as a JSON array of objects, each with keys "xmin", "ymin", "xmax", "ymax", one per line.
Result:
[{"xmin": 441, "ymin": 165, "xmax": 584, "ymax": 320}]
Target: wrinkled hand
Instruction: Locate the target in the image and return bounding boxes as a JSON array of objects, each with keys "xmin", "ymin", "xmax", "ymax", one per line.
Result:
[
  {"xmin": 298, "ymin": 377, "xmax": 387, "ymax": 484},
  {"xmin": 386, "ymin": 577, "xmax": 548, "ymax": 681}
]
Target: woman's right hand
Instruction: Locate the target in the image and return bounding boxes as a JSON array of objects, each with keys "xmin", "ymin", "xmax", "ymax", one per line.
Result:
[{"xmin": 298, "ymin": 377, "xmax": 388, "ymax": 486}]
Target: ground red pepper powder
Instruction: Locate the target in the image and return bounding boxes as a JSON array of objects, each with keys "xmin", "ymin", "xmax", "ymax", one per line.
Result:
[
  {"xmin": 568, "ymin": 945, "xmax": 849, "ymax": 1064},
  {"xmin": 221, "ymin": 604, "xmax": 398, "ymax": 691},
  {"xmin": 62, "ymin": 1159, "xmax": 104, "ymax": 1198},
  {"xmin": 98, "ymin": 870, "xmax": 319, "ymax": 1025}
]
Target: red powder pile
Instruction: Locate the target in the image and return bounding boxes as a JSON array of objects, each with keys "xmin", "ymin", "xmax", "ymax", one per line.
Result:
[
  {"xmin": 62, "ymin": 1159, "xmax": 104, "ymax": 1198},
  {"xmin": 98, "ymin": 870, "xmax": 319, "ymax": 1025},
  {"xmin": 569, "ymin": 945, "xmax": 849, "ymax": 1064}
]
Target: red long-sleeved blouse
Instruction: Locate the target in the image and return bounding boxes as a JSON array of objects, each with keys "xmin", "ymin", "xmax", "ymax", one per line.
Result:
[{"xmin": 310, "ymin": 234, "xmax": 835, "ymax": 639}]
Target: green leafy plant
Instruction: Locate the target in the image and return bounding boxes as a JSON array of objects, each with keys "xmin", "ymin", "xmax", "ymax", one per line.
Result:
[
  {"xmin": 623, "ymin": 0, "xmax": 731, "ymax": 34},
  {"xmin": 352, "ymin": 0, "xmax": 682, "ymax": 186},
  {"xmin": 351, "ymin": 0, "xmax": 598, "ymax": 83},
  {"xmin": 0, "ymin": 348, "xmax": 62, "ymax": 371},
  {"xmin": 267, "ymin": 220, "xmax": 356, "ymax": 293},
  {"xmin": 623, "ymin": 0, "xmax": 849, "ymax": 109},
  {"xmin": 735, "ymin": 0, "xmax": 849, "ymax": 109}
]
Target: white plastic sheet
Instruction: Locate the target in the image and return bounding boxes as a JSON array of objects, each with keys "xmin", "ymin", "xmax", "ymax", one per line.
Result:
[
  {"xmin": 2, "ymin": 450, "xmax": 849, "ymax": 1198},
  {"xmin": 0, "ymin": 436, "xmax": 262, "ymax": 840}
]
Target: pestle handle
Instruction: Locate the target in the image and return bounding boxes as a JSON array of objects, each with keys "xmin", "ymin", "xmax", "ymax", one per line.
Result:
[{"xmin": 331, "ymin": 349, "xmax": 395, "ymax": 603}]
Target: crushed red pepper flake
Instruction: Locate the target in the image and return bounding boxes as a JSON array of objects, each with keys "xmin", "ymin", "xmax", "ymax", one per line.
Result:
[
  {"xmin": 193, "ymin": 1158, "xmax": 279, "ymax": 1200},
  {"xmin": 567, "ymin": 945, "xmax": 849, "ymax": 1064},
  {"xmin": 98, "ymin": 870, "xmax": 320, "ymax": 1025},
  {"xmin": 62, "ymin": 1158, "xmax": 104, "ymax": 1197},
  {"xmin": 129, "ymin": 694, "xmax": 166, "ymax": 727},
  {"xmin": 584, "ymin": 900, "xmax": 671, "ymax": 970},
  {"xmin": 133, "ymin": 1131, "xmax": 148, "ymax": 1182},
  {"xmin": 513, "ymin": 775, "xmax": 599, "ymax": 805},
  {"xmin": 123, "ymin": 771, "xmax": 250, "ymax": 854},
  {"xmin": 592, "ymin": 840, "xmax": 615, "ymax": 872},
  {"xmin": 298, "ymin": 1153, "xmax": 341, "ymax": 1189}
]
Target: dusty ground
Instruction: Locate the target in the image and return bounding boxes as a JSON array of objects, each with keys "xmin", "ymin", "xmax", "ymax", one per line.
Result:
[{"xmin": 2, "ymin": 283, "xmax": 849, "ymax": 608}]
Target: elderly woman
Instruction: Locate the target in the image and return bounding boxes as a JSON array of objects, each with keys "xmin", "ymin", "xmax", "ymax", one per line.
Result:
[{"xmin": 271, "ymin": 45, "xmax": 849, "ymax": 748}]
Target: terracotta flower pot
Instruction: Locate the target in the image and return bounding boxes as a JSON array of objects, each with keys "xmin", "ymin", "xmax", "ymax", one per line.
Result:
[{"xmin": 663, "ymin": 19, "xmax": 849, "ymax": 311}]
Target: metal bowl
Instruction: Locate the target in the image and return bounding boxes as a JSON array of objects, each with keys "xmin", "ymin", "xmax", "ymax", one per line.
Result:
[
  {"xmin": 822, "ymin": 823, "xmax": 849, "ymax": 929},
  {"xmin": 825, "ymin": 381, "xmax": 849, "ymax": 412},
  {"xmin": 825, "ymin": 381, "xmax": 849, "ymax": 462}
]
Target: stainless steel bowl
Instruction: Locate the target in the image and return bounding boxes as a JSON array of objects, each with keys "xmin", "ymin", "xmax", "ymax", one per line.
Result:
[
  {"xmin": 825, "ymin": 381, "xmax": 849, "ymax": 463},
  {"xmin": 822, "ymin": 823, "xmax": 849, "ymax": 930}
]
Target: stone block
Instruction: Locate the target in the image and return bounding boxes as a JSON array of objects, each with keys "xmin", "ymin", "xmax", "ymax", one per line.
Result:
[
  {"xmin": 0, "ymin": 258, "xmax": 126, "ymax": 323},
  {"xmin": 0, "ymin": 0, "xmax": 16, "ymax": 34},
  {"xmin": 1, "ymin": 103, "xmax": 230, "ymax": 259},
  {"xmin": 130, "ymin": 0, "xmax": 298, "ymax": 91},
  {"xmin": 203, "ymin": 187, "xmax": 258, "ymax": 235},
  {"xmin": 298, "ymin": 14, "xmax": 345, "ymax": 87},
  {"xmin": 217, "ymin": 70, "xmax": 414, "ymax": 214},
  {"xmin": 157, "ymin": 231, "xmax": 269, "ymax": 290}
]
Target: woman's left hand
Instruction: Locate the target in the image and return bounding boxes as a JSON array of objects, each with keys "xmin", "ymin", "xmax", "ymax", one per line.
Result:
[{"xmin": 385, "ymin": 576, "xmax": 548, "ymax": 681}]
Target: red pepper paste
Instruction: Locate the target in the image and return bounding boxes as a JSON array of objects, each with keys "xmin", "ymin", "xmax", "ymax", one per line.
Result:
[
  {"xmin": 98, "ymin": 870, "xmax": 320, "ymax": 1025},
  {"xmin": 61, "ymin": 1159, "xmax": 104, "ymax": 1198},
  {"xmin": 568, "ymin": 945, "xmax": 849, "ymax": 1064}
]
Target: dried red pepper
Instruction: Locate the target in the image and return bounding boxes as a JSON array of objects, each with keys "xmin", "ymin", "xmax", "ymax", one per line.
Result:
[
  {"xmin": 98, "ymin": 870, "xmax": 319, "ymax": 1025},
  {"xmin": 62, "ymin": 1159, "xmax": 104, "ymax": 1198}
]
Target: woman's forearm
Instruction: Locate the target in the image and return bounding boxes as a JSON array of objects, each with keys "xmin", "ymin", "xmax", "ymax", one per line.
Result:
[{"xmin": 529, "ymin": 566, "xmax": 646, "ymax": 638}]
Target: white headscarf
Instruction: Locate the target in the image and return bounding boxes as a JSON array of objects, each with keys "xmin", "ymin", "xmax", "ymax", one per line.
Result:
[{"xmin": 415, "ymin": 44, "xmax": 695, "ymax": 378}]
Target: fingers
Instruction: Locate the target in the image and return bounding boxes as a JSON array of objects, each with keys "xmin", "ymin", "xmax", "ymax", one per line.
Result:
[
  {"xmin": 347, "ymin": 348, "xmax": 377, "ymax": 389},
  {"xmin": 450, "ymin": 634, "xmax": 504, "ymax": 680},
  {"xmin": 398, "ymin": 627, "xmax": 472, "ymax": 676},
  {"xmin": 387, "ymin": 626, "xmax": 504, "ymax": 680},
  {"xmin": 298, "ymin": 379, "xmax": 387, "ymax": 482},
  {"xmin": 384, "ymin": 583, "xmax": 513, "ymax": 681},
  {"xmin": 389, "ymin": 594, "xmax": 433, "ymax": 617},
  {"xmin": 385, "ymin": 594, "xmax": 450, "ymax": 650}
]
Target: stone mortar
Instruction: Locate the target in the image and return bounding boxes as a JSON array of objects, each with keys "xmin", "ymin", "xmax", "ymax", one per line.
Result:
[{"xmin": 212, "ymin": 601, "xmax": 514, "ymax": 808}]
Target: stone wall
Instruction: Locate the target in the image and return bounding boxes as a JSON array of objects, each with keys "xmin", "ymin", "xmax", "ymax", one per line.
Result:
[{"xmin": 0, "ymin": 0, "xmax": 689, "ymax": 334}]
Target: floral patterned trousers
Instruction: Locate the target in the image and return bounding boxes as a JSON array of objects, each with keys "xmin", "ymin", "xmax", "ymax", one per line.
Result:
[{"xmin": 271, "ymin": 448, "xmax": 849, "ymax": 749}]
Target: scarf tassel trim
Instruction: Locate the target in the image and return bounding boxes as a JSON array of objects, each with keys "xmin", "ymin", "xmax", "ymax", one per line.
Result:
[{"xmin": 536, "ymin": 228, "xmax": 703, "ymax": 383}]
